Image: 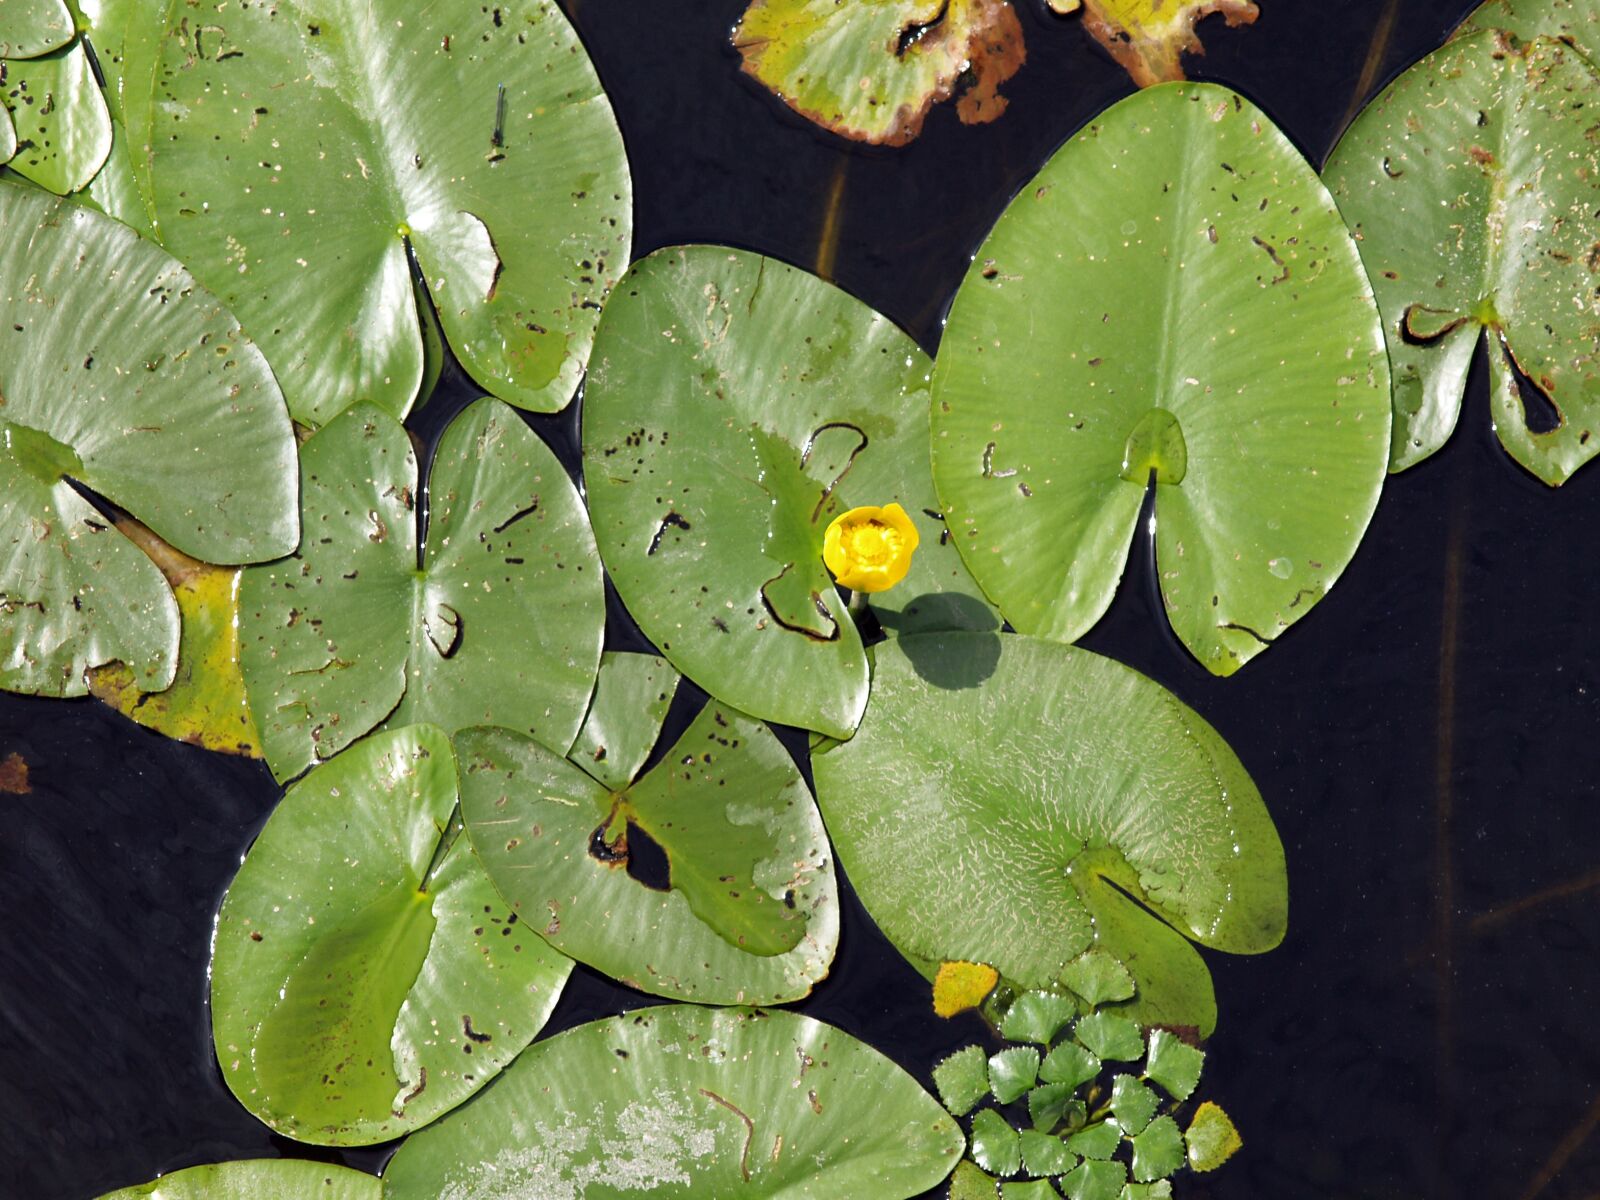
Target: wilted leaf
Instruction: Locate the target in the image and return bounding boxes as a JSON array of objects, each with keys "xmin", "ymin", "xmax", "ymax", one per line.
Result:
[
  {"xmin": 732, "ymin": 0, "xmax": 1025, "ymax": 146},
  {"xmin": 812, "ymin": 632, "xmax": 1287, "ymax": 1037},
  {"xmin": 460, "ymin": 700, "xmax": 838, "ymax": 1005},
  {"xmin": 1186, "ymin": 1100, "xmax": 1243, "ymax": 1171},
  {"xmin": 119, "ymin": 0, "xmax": 631, "ymax": 424},
  {"xmin": 1069, "ymin": 0, "xmax": 1259, "ymax": 88},
  {"xmin": 94, "ymin": 1159, "xmax": 379, "ymax": 1200},
  {"xmin": 1325, "ymin": 32, "xmax": 1600, "ymax": 485},
  {"xmin": 2, "ymin": 40, "xmax": 112, "ymax": 194},
  {"xmin": 0, "ymin": 752, "xmax": 30, "ymax": 794},
  {"xmin": 935, "ymin": 960, "xmax": 1001, "ymax": 1017},
  {"xmin": 382, "ymin": 1005, "xmax": 963, "ymax": 1200},
  {"xmin": 932, "ymin": 83, "xmax": 1390, "ymax": 675},
  {"xmin": 211, "ymin": 726, "xmax": 571, "ymax": 1145},
  {"xmin": 238, "ymin": 398, "xmax": 603, "ymax": 781},
  {"xmin": 934, "ymin": 1044, "xmax": 992, "ymax": 1116},
  {"xmin": 971, "ymin": 1108, "xmax": 1022, "ymax": 1175},
  {"xmin": 584, "ymin": 245, "xmax": 996, "ymax": 739}
]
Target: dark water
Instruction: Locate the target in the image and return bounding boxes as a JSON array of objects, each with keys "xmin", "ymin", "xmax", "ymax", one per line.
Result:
[{"xmin": 6, "ymin": 2, "xmax": 1598, "ymax": 1197}]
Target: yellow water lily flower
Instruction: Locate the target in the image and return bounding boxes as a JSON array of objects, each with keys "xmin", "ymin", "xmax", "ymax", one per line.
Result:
[{"xmin": 823, "ymin": 503, "xmax": 920, "ymax": 594}]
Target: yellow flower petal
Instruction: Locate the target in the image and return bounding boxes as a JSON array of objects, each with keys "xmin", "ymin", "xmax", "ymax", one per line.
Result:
[{"xmin": 822, "ymin": 502, "xmax": 921, "ymax": 594}]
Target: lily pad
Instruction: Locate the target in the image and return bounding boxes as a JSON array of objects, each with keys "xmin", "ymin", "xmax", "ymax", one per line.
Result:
[
  {"xmin": 0, "ymin": 104, "xmax": 15, "ymax": 164},
  {"xmin": 238, "ymin": 397, "xmax": 603, "ymax": 782},
  {"xmin": 0, "ymin": 182, "xmax": 297, "ymax": 697},
  {"xmin": 584, "ymin": 245, "xmax": 997, "ymax": 738},
  {"xmin": 382, "ymin": 1005, "xmax": 963, "ymax": 1200},
  {"xmin": 95, "ymin": 1159, "xmax": 379, "ymax": 1199},
  {"xmin": 459, "ymin": 699, "xmax": 839, "ymax": 1004},
  {"xmin": 732, "ymin": 0, "xmax": 1025, "ymax": 146},
  {"xmin": 1, "ymin": 0, "xmax": 74, "ymax": 59},
  {"xmin": 120, "ymin": 0, "xmax": 630, "ymax": 425},
  {"xmin": 814, "ymin": 632, "xmax": 1285, "ymax": 1036},
  {"xmin": 566, "ymin": 651, "xmax": 680, "ymax": 792},
  {"xmin": 86, "ymin": 518, "xmax": 260, "ymax": 755},
  {"xmin": 211, "ymin": 725, "xmax": 572, "ymax": 1145},
  {"xmin": 1065, "ymin": 0, "xmax": 1259, "ymax": 88},
  {"xmin": 931, "ymin": 83, "xmax": 1390, "ymax": 675},
  {"xmin": 1457, "ymin": 0, "xmax": 1600, "ymax": 59},
  {"xmin": 1325, "ymin": 31, "xmax": 1600, "ymax": 485},
  {"xmin": 2, "ymin": 39, "xmax": 113, "ymax": 194}
]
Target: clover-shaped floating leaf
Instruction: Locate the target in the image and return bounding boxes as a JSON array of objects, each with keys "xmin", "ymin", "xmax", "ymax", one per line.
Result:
[
  {"xmin": 0, "ymin": 183, "xmax": 297, "ymax": 697},
  {"xmin": 1075, "ymin": 1012, "xmax": 1144, "ymax": 1062},
  {"xmin": 1110, "ymin": 1075, "xmax": 1159, "ymax": 1136},
  {"xmin": 935, "ymin": 1044, "xmax": 992, "ymax": 1116},
  {"xmin": 812, "ymin": 632, "xmax": 1287, "ymax": 1036},
  {"xmin": 951, "ymin": 1161, "xmax": 1001, "ymax": 1200},
  {"xmin": 1060, "ymin": 948, "xmax": 1137, "ymax": 1008},
  {"xmin": 1041, "ymin": 1041, "xmax": 1102, "ymax": 1091},
  {"xmin": 3, "ymin": 40, "xmax": 113, "ymax": 194},
  {"xmin": 1003, "ymin": 1181, "xmax": 1060, "ymax": 1200},
  {"xmin": 383, "ymin": 1005, "xmax": 963, "ymax": 1200},
  {"xmin": 211, "ymin": 725, "xmax": 571, "ymax": 1145},
  {"xmin": 971, "ymin": 1108, "xmax": 1023, "ymax": 1176},
  {"xmin": 1062, "ymin": 1156, "xmax": 1126, "ymax": 1199},
  {"xmin": 1326, "ymin": 32, "xmax": 1600, "ymax": 485},
  {"xmin": 990, "ymin": 1046, "xmax": 1042, "ymax": 1104},
  {"xmin": 117, "ymin": 0, "xmax": 630, "ymax": 425},
  {"xmin": 1130, "ymin": 1115, "xmax": 1185, "ymax": 1182},
  {"xmin": 931, "ymin": 83, "xmax": 1390, "ymax": 675},
  {"xmin": 584, "ymin": 245, "xmax": 997, "ymax": 739},
  {"xmin": 1144, "ymin": 1029, "xmax": 1205, "ymax": 1101},
  {"xmin": 95, "ymin": 1159, "xmax": 379, "ymax": 1200},
  {"xmin": 1028, "ymin": 1082, "xmax": 1082, "ymax": 1131},
  {"xmin": 1001, "ymin": 990, "xmax": 1080, "ymax": 1045},
  {"xmin": 1060, "ymin": 0, "xmax": 1260, "ymax": 88},
  {"xmin": 2, "ymin": 0, "xmax": 75, "ymax": 59},
  {"xmin": 239, "ymin": 397, "xmax": 603, "ymax": 782},
  {"xmin": 1457, "ymin": 0, "xmax": 1600, "ymax": 61},
  {"xmin": 460, "ymin": 700, "xmax": 839, "ymax": 1004},
  {"xmin": 1066, "ymin": 1120, "xmax": 1123, "ymax": 1162},
  {"xmin": 1019, "ymin": 1129, "xmax": 1078, "ymax": 1176},
  {"xmin": 567, "ymin": 651, "xmax": 679, "ymax": 791},
  {"xmin": 731, "ymin": 0, "xmax": 1025, "ymax": 146},
  {"xmin": 1125, "ymin": 1182, "xmax": 1175, "ymax": 1199},
  {"xmin": 1185, "ymin": 1100, "xmax": 1242, "ymax": 1171}
]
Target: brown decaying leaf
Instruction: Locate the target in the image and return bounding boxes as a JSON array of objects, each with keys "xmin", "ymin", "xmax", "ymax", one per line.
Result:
[
  {"xmin": 0, "ymin": 752, "xmax": 31, "ymax": 795},
  {"xmin": 1077, "ymin": 0, "xmax": 1260, "ymax": 88}
]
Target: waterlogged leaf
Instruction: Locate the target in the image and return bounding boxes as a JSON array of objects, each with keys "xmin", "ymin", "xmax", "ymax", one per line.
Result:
[
  {"xmin": 1069, "ymin": 0, "xmax": 1260, "ymax": 88},
  {"xmin": 1326, "ymin": 33, "xmax": 1600, "ymax": 485},
  {"xmin": 935, "ymin": 959, "xmax": 1001, "ymax": 1017},
  {"xmin": 1186, "ymin": 1100, "xmax": 1242, "ymax": 1171},
  {"xmin": 460, "ymin": 701, "xmax": 838, "ymax": 1004},
  {"xmin": 94, "ymin": 1159, "xmax": 379, "ymax": 1200},
  {"xmin": 1075, "ymin": 1013, "xmax": 1144, "ymax": 1062},
  {"xmin": 971, "ymin": 1108, "xmax": 1022, "ymax": 1176},
  {"xmin": 1060, "ymin": 949, "xmax": 1137, "ymax": 1008},
  {"xmin": 1041, "ymin": 1041, "xmax": 1101, "ymax": 1091},
  {"xmin": 1066, "ymin": 1120, "xmax": 1122, "ymax": 1162},
  {"xmin": 1019, "ymin": 1129, "xmax": 1078, "ymax": 1175},
  {"xmin": 122, "ymin": 0, "xmax": 630, "ymax": 425},
  {"xmin": 239, "ymin": 398, "xmax": 603, "ymax": 782},
  {"xmin": 1, "ymin": 0, "xmax": 74, "ymax": 58},
  {"xmin": 1110, "ymin": 1075, "xmax": 1158, "ymax": 1136},
  {"xmin": 1144, "ymin": 1029, "xmax": 1205, "ymax": 1101},
  {"xmin": 566, "ymin": 651, "xmax": 680, "ymax": 791},
  {"xmin": 812, "ymin": 632, "xmax": 1287, "ymax": 1037},
  {"xmin": 950, "ymin": 1161, "xmax": 1000, "ymax": 1200},
  {"xmin": 732, "ymin": 0, "xmax": 1024, "ymax": 146},
  {"xmin": 383, "ymin": 1005, "xmax": 963, "ymax": 1200},
  {"xmin": 1001, "ymin": 990, "xmax": 1079, "ymax": 1045},
  {"xmin": 584, "ymin": 245, "xmax": 997, "ymax": 739},
  {"xmin": 1062, "ymin": 1157, "xmax": 1126, "ymax": 1200},
  {"xmin": 1130, "ymin": 1116, "xmax": 1185, "ymax": 1181},
  {"xmin": 1027, "ymin": 1082, "xmax": 1082, "ymax": 1131},
  {"xmin": 0, "ymin": 183, "xmax": 297, "ymax": 697},
  {"xmin": 934, "ymin": 1044, "xmax": 992, "ymax": 1116},
  {"xmin": 989, "ymin": 1046, "xmax": 1041, "ymax": 1104},
  {"xmin": 2, "ymin": 40, "xmax": 112, "ymax": 194},
  {"xmin": 86, "ymin": 519, "xmax": 260, "ymax": 755},
  {"xmin": 211, "ymin": 726, "xmax": 571, "ymax": 1145},
  {"xmin": 932, "ymin": 83, "xmax": 1390, "ymax": 675}
]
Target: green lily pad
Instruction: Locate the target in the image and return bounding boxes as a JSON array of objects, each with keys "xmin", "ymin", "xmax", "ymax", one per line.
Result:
[
  {"xmin": 1326, "ymin": 31, "xmax": 1600, "ymax": 485},
  {"xmin": 1001, "ymin": 990, "xmax": 1080, "ymax": 1045},
  {"xmin": 1027, "ymin": 1082, "xmax": 1082, "ymax": 1131},
  {"xmin": 812, "ymin": 632, "xmax": 1287, "ymax": 1037},
  {"xmin": 1061, "ymin": 1158, "xmax": 1126, "ymax": 1200},
  {"xmin": 94, "ymin": 1159, "xmax": 379, "ymax": 1199},
  {"xmin": 1, "ymin": 0, "xmax": 74, "ymax": 59},
  {"xmin": 3, "ymin": 39, "xmax": 112, "ymax": 194},
  {"xmin": 935, "ymin": 1044, "xmax": 993, "ymax": 1117},
  {"xmin": 0, "ymin": 104, "xmax": 15, "ymax": 164},
  {"xmin": 1075, "ymin": 1013, "xmax": 1144, "ymax": 1063},
  {"xmin": 971, "ymin": 1108, "xmax": 1022, "ymax": 1176},
  {"xmin": 1144, "ymin": 1029, "xmax": 1205, "ymax": 1101},
  {"xmin": 1060, "ymin": 949, "xmax": 1137, "ymax": 1008},
  {"xmin": 119, "ymin": 0, "xmax": 630, "ymax": 425},
  {"xmin": 67, "ymin": 0, "xmax": 158, "ymax": 236},
  {"xmin": 1019, "ymin": 1129, "xmax": 1078, "ymax": 1176},
  {"xmin": 0, "ymin": 182, "xmax": 297, "ymax": 697},
  {"xmin": 1065, "ymin": 1120, "xmax": 1122, "ymax": 1162},
  {"xmin": 931, "ymin": 82, "xmax": 1390, "ymax": 675},
  {"xmin": 1110, "ymin": 1075, "xmax": 1159, "ymax": 1137},
  {"xmin": 1122, "ymin": 1183, "xmax": 1174, "ymax": 1200},
  {"xmin": 1458, "ymin": 0, "xmax": 1600, "ymax": 61},
  {"xmin": 211, "ymin": 725, "xmax": 571, "ymax": 1145},
  {"xmin": 1186, "ymin": 1100, "xmax": 1242, "ymax": 1171},
  {"xmin": 567, "ymin": 651, "xmax": 680, "ymax": 791},
  {"xmin": 382, "ymin": 1005, "xmax": 963, "ymax": 1200},
  {"xmin": 239, "ymin": 397, "xmax": 603, "ymax": 782},
  {"xmin": 459, "ymin": 700, "xmax": 838, "ymax": 1004},
  {"xmin": 1130, "ymin": 1116, "xmax": 1185, "ymax": 1182},
  {"xmin": 990, "ymin": 1046, "xmax": 1041, "ymax": 1104},
  {"xmin": 583, "ymin": 244, "xmax": 997, "ymax": 739},
  {"xmin": 731, "ymin": 0, "xmax": 1025, "ymax": 146},
  {"xmin": 1040, "ymin": 1041, "xmax": 1101, "ymax": 1091},
  {"xmin": 951, "ymin": 1160, "xmax": 1001, "ymax": 1200}
]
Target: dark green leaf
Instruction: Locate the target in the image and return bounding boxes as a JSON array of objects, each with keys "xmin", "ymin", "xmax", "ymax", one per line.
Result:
[
  {"xmin": 1065, "ymin": 1120, "xmax": 1122, "ymax": 1162},
  {"xmin": 1144, "ymin": 1030, "xmax": 1205, "ymax": 1101},
  {"xmin": 567, "ymin": 651, "xmax": 679, "ymax": 790},
  {"xmin": 971, "ymin": 1109, "xmax": 1022, "ymax": 1176},
  {"xmin": 1040, "ymin": 1042, "xmax": 1101, "ymax": 1091},
  {"xmin": 1018, "ymin": 1129, "xmax": 1078, "ymax": 1176},
  {"xmin": 1061, "ymin": 1158, "xmax": 1127, "ymax": 1200},
  {"xmin": 1001, "ymin": 990, "xmax": 1080, "ymax": 1045},
  {"xmin": 989, "ymin": 1046, "xmax": 1041, "ymax": 1105},
  {"xmin": 935, "ymin": 1045, "xmax": 993, "ymax": 1117},
  {"xmin": 1130, "ymin": 1116, "xmax": 1185, "ymax": 1182},
  {"xmin": 1027, "ymin": 1083, "xmax": 1083, "ymax": 1132},
  {"xmin": 1002, "ymin": 1181, "xmax": 1061, "ymax": 1200},
  {"xmin": 1059, "ymin": 949, "xmax": 1136, "ymax": 1008},
  {"xmin": 1075, "ymin": 1013, "xmax": 1144, "ymax": 1062}
]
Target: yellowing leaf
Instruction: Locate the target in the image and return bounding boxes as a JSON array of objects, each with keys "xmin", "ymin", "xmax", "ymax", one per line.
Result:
[
  {"xmin": 1186, "ymin": 1100, "xmax": 1243, "ymax": 1171},
  {"xmin": 1077, "ymin": 0, "xmax": 1260, "ymax": 87},
  {"xmin": 932, "ymin": 960, "xmax": 1000, "ymax": 1016},
  {"xmin": 87, "ymin": 518, "xmax": 261, "ymax": 757}
]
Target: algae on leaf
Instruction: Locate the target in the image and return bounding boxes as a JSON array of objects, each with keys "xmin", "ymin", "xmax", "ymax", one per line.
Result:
[
  {"xmin": 382, "ymin": 1006, "xmax": 963, "ymax": 1200},
  {"xmin": 932, "ymin": 83, "xmax": 1390, "ymax": 675},
  {"xmin": 1326, "ymin": 31, "xmax": 1600, "ymax": 485}
]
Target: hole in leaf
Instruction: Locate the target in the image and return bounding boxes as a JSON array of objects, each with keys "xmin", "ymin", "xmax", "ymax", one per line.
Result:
[
  {"xmin": 1496, "ymin": 332, "xmax": 1561, "ymax": 435},
  {"xmin": 624, "ymin": 821, "xmax": 671, "ymax": 892}
]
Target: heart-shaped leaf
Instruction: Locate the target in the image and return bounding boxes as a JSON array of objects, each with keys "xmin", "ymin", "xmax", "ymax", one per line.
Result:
[
  {"xmin": 732, "ymin": 0, "xmax": 1025, "ymax": 146},
  {"xmin": 95, "ymin": 1159, "xmax": 379, "ymax": 1199},
  {"xmin": 1, "ymin": 0, "xmax": 74, "ymax": 59},
  {"xmin": 931, "ymin": 83, "xmax": 1390, "ymax": 675},
  {"xmin": 459, "ymin": 698, "xmax": 839, "ymax": 1004},
  {"xmin": 584, "ymin": 244, "xmax": 997, "ymax": 738},
  {"xmin": 118, "ymin": 0, "xmax": 630, "ymax": 424},
  {"xmin": 566, "ymin": 650, "xmax": 680, "ymax": 791},
  {"xmin": 382, "ymin": 1005, "xmax": 963, "ymax": 1200},
  {"xmin": 1325, "ymin": 31, "xmax": 1600, "ymax": 485},
  {"xmin": 812, "ymin": 631, "xmax": 1287, "ymax": 1036},
  {"xmin": 0, "ymin": 182, "xmax": 297, "ymax": 697},
  {"xmin": 239, "ymin": 397, "xmax": 604, "ymax": 781},
  {"xmin": 211, "ymin": 725, "xmax": 572, "ymax": 1145},
  {"xmin": 2, "ymin": 39, "xmax": 112, "ymax": 194}
]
